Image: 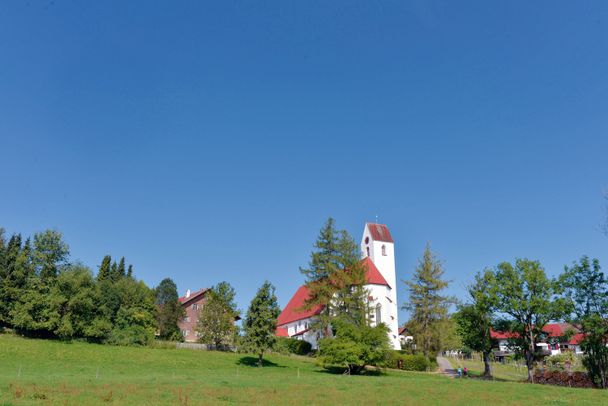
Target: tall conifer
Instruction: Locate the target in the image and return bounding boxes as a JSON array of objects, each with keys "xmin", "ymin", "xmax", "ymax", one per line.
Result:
[{"xmin": 403, "ymin": 243, "xmax": 453, "ymax": 357}]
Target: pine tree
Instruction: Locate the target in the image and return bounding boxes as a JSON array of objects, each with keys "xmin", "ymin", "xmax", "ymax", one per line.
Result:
[
  {"xmin": 403, "ymin": 243, "xmax": 454, "ymax": 357},
  {"xmin": 126, "ymin": 264, "xmax": 133, "ymax": 279},
  {"xmin": 97, "ymin": 255, "xmax": 112, "ymax": 281},
  {"xmin": 243, "ymin": 281, "xmax": 280, "ymax": 366}
]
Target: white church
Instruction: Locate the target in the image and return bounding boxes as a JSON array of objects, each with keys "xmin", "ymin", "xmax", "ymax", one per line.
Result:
[{"xmin": 276, "ymin": 223, "xmax": 401, "ymax": 350}]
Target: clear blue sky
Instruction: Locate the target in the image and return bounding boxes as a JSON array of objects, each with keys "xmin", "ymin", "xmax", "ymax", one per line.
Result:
[{"xmin": 1, "ymin": 1, "xmax": 607, "ymax": 322}]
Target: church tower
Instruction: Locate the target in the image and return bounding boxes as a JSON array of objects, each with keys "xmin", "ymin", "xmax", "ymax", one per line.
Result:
[{"xmin": 361, "ymin": 223, "xmax": 400, "ymax": 349}]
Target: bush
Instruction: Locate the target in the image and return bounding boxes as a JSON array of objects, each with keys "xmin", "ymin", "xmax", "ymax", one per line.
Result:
[
  {"xmin": 274, "ymin": 337, "xmax": 312, "ymax": 355},
  {"xmin": 546, "ymin": 352, "xmax": 575, "ymax": 371},
  {"xmin": 387, "ymin": 351, "xmax": 432, "ymax": 371}
]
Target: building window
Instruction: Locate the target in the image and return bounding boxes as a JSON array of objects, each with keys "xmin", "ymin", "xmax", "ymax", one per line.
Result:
[
  {"xmin": 366, "ymin": 247, "xmax": 370, "ymax": 257},
  {"xmin": 375, "ymin": 304, "xmax": 382, "ymax": 325},
  {"xmin": 192, "ymin": 304, "xmax": 198, "ymax": 310},
  {"xmin": 382, "ymin": 245, "xmax": 387, "ymax": 256}
]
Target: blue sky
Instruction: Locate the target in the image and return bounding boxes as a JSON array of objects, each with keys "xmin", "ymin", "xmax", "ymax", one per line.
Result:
[{"xmin": 1, "ymin": 1, "xmax": 607, "ymax": 322}]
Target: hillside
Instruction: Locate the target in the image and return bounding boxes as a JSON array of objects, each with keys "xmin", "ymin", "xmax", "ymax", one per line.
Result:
[{"xmin": 0, "ymin": 335, "xmax": 604, "ymax": 405}]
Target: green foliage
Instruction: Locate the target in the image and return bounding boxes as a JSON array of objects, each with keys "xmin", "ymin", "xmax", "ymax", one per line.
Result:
[
  {"xmin": 243, "ymin": 281, "xmax": 281, "ymax": 366},
  {"xmin": 495, "ymin": 259, "xmax": 566, "ymax": 382},
  {"xmin": 403, "ymin": 243, "xmax": 454, "ymax": 357},
  {"xmin": 32, "ymin": 230, "xmax": 69, "ymax": 280},
  {"xmin": 560, "ymin": 256, "xmax": 608, "ymax": 387},
  {"xmin": 318, "ymin": 316, "xmax": 391, "ymax": 374},
  {"xmin": 154, "ymin": 278, "xmax": 184, "ymax": 341},
  {"xmin": 386, "ymin": 351, "xmax": 432, "ymax": 371},
  {"xmin": 97, "ymin": 255, "xmax": 112, "ymax": 282},
  {"xmin": 454, "ymin": 269, "xmax": 499, "ymax": 377},
  {"xmin": 197, "ymin": 286, "xmax": 237, "ymax": 349},
  {"xmin": 300, "ymin": 218, "xmax": 369, "ymax": 333},
  {"xmin": 275, "ymin": 337, "xmax": 312, "ymax": 355},
  {"xmin": 546, "ymin": 352, "xmax": 576, "ymax": 371}
]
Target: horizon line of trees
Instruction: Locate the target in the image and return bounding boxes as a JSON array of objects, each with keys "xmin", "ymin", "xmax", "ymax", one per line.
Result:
[{"xmin": 0, "ymin": 226, "xmax": 287, "ymax": 368}]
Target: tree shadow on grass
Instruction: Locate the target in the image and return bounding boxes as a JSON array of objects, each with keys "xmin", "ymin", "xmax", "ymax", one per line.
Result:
[
  {"xmin": 315, "ymin": 366, "xmax": 386, "ymax": 376},
  {"xmin": 236, "ymin": 356, "xmax": 286, "ymax": 368}
]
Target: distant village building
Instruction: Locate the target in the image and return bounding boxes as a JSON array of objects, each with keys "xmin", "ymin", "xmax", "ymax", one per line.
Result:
[
  {"xmin": 177, "ymin": 288, "xmax": 210, "ymax": 342},
  {"xmin": 491, "ymin": 322, "xmax": 584, "ymax": 360},
  {"xmin": 276, "ymin": 223, "xmax": 401, "ymax": 350}
]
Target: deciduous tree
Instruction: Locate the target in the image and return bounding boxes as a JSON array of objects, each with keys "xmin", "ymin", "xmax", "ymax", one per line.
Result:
[
  {"xmin": 495, "ymin": 259, "xmax": 566, "ymax": 382},
  {"xmin": 560, "ymin": 256, "xmax": 608, "ymax": 388},
  {"xmin": 154, "ymin": 278, "xmax": 184, "ymax": 341},
  {"xmin": 454, "ymin": 269, "xmax": 498, "ymax": 377}
]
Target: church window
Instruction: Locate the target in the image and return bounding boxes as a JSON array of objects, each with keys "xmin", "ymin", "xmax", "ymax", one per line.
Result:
[
  {"xmin": 365, "ymin": 237, "xmax": 369, "ymax": 244},
  {"xmin": 366, "ymin": 247, "xmax": 370, "ymax": 257},
  {"xmin": 375, "ymin": 304, "xmax": 382, "ymax": 325},
  {"xmin": 382, "ymin": 245, "xmax": 387, "ymax": 256}
]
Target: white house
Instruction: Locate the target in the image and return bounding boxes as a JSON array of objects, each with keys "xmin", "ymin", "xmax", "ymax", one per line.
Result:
[{"xmin": 276, "ymin": 223, "xmax": 401, "ymax": 350}]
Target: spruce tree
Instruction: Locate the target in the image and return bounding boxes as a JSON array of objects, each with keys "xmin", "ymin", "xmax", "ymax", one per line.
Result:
[
  {"xmin": 110, "ymin": 261, "xmax": 118, "ymax": 281},
  {"xmin": 117, "ymin": 257, "xmax": 126, "ymax": 278},
  {"xmin": 126, "ymin": 264, "xmax": 133, "ymax": 279},
  {"xmin": 97, "ymin": 255, "xmax": 112, "ymax": 281},
  {"xmin": 403, "ymin": 243, "xmax": 454, "ymax": 358},
  {"xmin": 300, "ymin": 218, "xmax": 369, "ymax": 333},
  {"xmin": 243, "ymin": 281, "xmax": 280, "ymax": 366}
]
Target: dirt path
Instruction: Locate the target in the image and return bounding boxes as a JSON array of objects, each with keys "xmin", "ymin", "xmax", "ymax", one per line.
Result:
[{"xmin": 436, "ymin": 356, "xmax": 459, "ymax": 378}]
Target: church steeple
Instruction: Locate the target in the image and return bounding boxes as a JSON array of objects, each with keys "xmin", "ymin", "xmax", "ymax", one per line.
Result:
[{"xmin": 360, "ymin": 222, "xmax": 400, "ymax": 349}]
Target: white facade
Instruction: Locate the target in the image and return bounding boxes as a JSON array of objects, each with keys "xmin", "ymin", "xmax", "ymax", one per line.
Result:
[{"xmin": 360, "ymin": 224, "xmax": 401, "ymax": 349}]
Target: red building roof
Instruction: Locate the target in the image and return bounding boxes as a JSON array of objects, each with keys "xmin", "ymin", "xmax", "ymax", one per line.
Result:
[
  {"xmin": 490, "ymin": 330, "xmax": 519, "ymax": 340},
  {"xmin": 277, "ymin": 258, "xmax": 391, "ymax": 327},
  {"xmin": 275, "ymin": 327, "xmax": 289, "ymax": 337},
  {"xmin": 178, "ymin": 288, "xmax": 209, "ymax": 306},
  {"xmin": 276, "ymin": 285, "xmax": 323, "ymax": 326},
  {"xmin": 491, "ymin": 323, "xmax": 581, "ymax": 341},
  {"xmin": 361, "ymin": 257, "xmax": 390, "ymax": 287},
  {"xmin": 367, "ymin": 223, "xmax": 394, "ymax": 243}
]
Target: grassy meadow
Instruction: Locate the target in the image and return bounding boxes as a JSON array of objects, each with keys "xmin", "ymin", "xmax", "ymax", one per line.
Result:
[{"xmin": 0, "ymin": 334, "xmax": 606, "ymax": 405}]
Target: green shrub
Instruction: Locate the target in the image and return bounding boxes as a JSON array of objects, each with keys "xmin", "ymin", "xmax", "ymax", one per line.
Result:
[
  {"xmin": 274, "ymin": 337, "xmax": 312, "ymax": 355},
  {"xmin": 546, "ymin": 352, "xmax": 575, "ymax": 371},
  {"xmin": 387, "ymin": 351, "xmax": 432, "ymax": 371}
]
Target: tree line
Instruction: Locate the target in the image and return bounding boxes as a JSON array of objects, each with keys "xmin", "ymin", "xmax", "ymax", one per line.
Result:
[{"xmin": 0, "ymin": 226, "xmax": 285, "ymax": 368}]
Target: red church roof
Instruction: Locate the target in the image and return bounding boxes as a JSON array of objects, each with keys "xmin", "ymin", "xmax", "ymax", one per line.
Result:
[
  {"xmin": 275, "ymin": 327, "xmax": 289, "ymax": 337},
  {"xmin": 277, "ymin": 258, "xmax": 391, "ymax": 327},
  {"xmin": 361, "ymin": 257, "xmax": 390, "ymax": 287},
  {"xmin": 276, "ymin": 285, "xmax": 323, "ymax": 326},
  {"xmin": 367, "ymin": 223, "xmax": 394, "ymax": 243}
]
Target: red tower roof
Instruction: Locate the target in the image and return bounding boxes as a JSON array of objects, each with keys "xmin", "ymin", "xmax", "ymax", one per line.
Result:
[{"xmin": 367, "ymin": 223, "xmax": 394, "ymax": 243}]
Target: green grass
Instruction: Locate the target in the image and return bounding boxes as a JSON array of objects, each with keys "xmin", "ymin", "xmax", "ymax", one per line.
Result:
[
  {"xmin": 0, "ymin": 335, "xmax": 605, "ymax": 405},
  {"xmin": 447, "ymin": 357, "xmax": 529, "ymax": 382}
]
